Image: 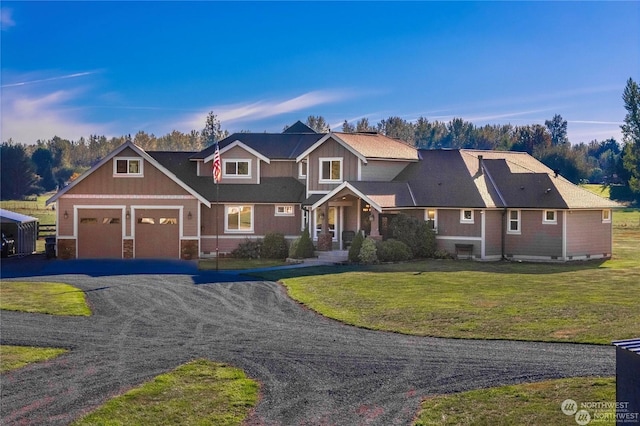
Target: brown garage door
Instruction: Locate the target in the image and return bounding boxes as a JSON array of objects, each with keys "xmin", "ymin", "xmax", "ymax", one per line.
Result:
[
  {"xmin": 134, "ymin": 209, "xmax": 180, "ymax": 259},
  {"xmin": 78, "ymin": 209, "xmax": 123, "ymax": 259}
]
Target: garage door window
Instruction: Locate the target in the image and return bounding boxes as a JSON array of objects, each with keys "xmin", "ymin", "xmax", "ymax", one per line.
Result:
[
  {"xmin": 138, "ymin": 217, "xmax": 155, "ymax": 225},
  {"xmin": 80, "ymin": 218, "xmax": 98, "ymax": 224},
  {"xmin": 159, "ymin": 218, "xmax": 177, "ymax": 225},
  {"xmin": 103, "ymin": 218, "xmax": 120, "ymax": 224}
]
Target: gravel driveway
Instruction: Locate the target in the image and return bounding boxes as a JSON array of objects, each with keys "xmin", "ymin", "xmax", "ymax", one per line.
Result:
[{"xmin": 0, "ymin": 258, "xmax": 615, "ymax": 425}]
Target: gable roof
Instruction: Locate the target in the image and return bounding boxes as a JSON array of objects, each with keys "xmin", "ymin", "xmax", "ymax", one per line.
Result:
[
  {"xmin": 151, "ymin": 151, "xmax": 305, "ymax": 203},
  {"xmin": 203, "ymin": 140, "xmax": 271, "ymax": 164},
  {"xmin": 283, "ymin": 120, "xmax": 317, "ymax": 133},
  {"xmin": 318, "ymin": 149, "xmax": 619, "ymax": 210},
  {"xmin": 296, "ymin": 132, "xmax": 419, "ymax": 163},
  {"xmin": 191, "ymin": 132, "xmax": 324, "ymax": 161},
  {"xmin": 47, "ymin": 141, "xmax": 211, "ymax": 207}
]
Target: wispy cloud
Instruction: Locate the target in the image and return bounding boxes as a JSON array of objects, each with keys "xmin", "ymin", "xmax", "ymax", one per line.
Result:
[
  {"xmin": 181, "ymin": 90, "xmax": 355, "ymax": 130},
  {"xmin": 0, "ymin": 7, "xmax": 15, "ymax": 31},
  {"xmin": 1, "ymin": 88, "xmax": 109, "ymax": 143},
  {"xmin": 1, "ymin": 71, "xmax": 95, "ymax": 88}
]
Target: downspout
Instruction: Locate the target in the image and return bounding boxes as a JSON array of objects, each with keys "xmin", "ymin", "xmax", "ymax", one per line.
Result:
[{"xmin": 501, "ymin": 208, "xmax": 507, "ymax": 260}]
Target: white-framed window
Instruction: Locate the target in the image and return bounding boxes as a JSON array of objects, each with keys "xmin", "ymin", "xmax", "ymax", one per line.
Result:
[
  {"xmin": 225, "ymin": 205, "xmax": 254, "ymax": 232},
  {"xmin": 223, "ymin": 159, "xmax": 251, "ymax": 178},
  {"xmin": 460, "ymin": 209, "xmax": 474, "ymax": 224},
  {"xmin": 275, "ymin": 205, "xmax": 294, "ymax": 216},
  {"xmin": 426, "ymin": 209, "xmax": 438, "ymax": 233},
  {"xmin": 543, "ymin": 210, "xmax": 557, "ymax": 224},
  {"xmin": 114, "ymin": 158, "xmax": 143, "ymax": 177},
  {"xmin": 299, "ymin": 160, "xmax": 307, "ymax": 178},
  {"xmin": 507, "ymin": 209, "xmax": 521, "ymax": 234},
  {"xmin": 602, "ymin": 209, "xmax": 612, "ymax": 223},
  {"xmin": 319, "ymin": 157, "xmax": 342, "ymax": 183}
]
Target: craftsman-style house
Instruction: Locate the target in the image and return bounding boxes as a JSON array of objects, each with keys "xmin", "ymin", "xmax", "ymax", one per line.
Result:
[{"xmin": 47, "ymin": 121, "xmax": 618, "ymax": 261}]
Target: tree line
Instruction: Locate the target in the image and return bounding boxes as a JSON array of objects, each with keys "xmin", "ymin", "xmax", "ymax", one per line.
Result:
[{"xmin": 2, "ymin": 79, "xmax": 639, "ymax": 202}]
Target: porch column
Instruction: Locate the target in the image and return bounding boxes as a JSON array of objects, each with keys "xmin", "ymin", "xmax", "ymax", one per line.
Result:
[
  {"xmin": 322, "ymin": 203, "xmax": 329, "ymax": 234},
  {"xmin": 370, "ymin": 209, "xmax": 380, "ymax": 238}
]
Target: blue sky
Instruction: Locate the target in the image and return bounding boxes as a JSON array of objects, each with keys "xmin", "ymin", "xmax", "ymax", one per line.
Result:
[{"xmin": 1, "ymin": 1, "xmax": 639, "ymax": 145}]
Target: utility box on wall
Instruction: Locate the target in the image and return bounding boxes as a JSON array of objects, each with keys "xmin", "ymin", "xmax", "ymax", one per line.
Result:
[{"xmin": 612, "ymin": 338, "xmax": 640, "ymax": 425}]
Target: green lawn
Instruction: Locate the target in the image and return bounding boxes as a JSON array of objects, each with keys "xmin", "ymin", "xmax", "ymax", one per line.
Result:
[
  {"xmin": 72, "ymin": 360, "xmax": 259, "ymax": 426},
  {"xmin": 256, "ymin": 210, "xmax": 640, "ymax": 345},
  {"xmin": 0, "ymin": 281, "xmax": 92, "ymax": 316},
  {"xmin": 0, "ymin": 345, "xmax": 68, "ymax": 373},
  {"xmin": 415, "ymin": 377, "xmax": 615, "ymax": 426}
]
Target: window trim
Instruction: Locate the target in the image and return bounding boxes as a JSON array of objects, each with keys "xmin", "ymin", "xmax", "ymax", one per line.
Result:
[
  {"xmin": 426, "ymin": 209, "xmax": 438, "ymax": 233},
  {"xmin": 460, "ymin": 209, "xmax": 474, "ymax": 224},
  {"xmin": 542, "ymin": 210, "xmax": 557, "ymax": 225},
  {"xmin": 275, "ymin": 205, "xmax": 295, "ymax": 217},
  {"xmin": 222, "ymin": 159, "xmax": 252, "ymax": 179},
  {"xmin": 507, "ymin": 209, "xmax": 521, "ymax": 235},
  {"xmin": 319, "ymin": 157, "xmax": 343, "ymax": 184},
  {"xmin": 113, "ymin": 157, "xmax": 143, "ymax": 177},
  {"xmin": 602, "ymin": 209, "xmax": 612, "ymax": 223},
  {"xmin": 298, "ymin": 160, "xmax": 307, "ymax": 179},
  {"xmin": 314, "ymin": 207, "xmax": 337, "ymax": 241},
  {"xmin": 224, "ymin": 205, "xmax": 254, "ymax": 233}
]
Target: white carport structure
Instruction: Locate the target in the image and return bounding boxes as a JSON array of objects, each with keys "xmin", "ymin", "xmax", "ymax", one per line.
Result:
[{"xmin": 0, "ymin": 208, "xmax": 39, "ymax": 255}]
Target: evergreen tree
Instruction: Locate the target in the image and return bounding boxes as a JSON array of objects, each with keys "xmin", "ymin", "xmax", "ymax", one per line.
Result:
[{"xmin": 621, "ymin": 78, "xmax": 640, "ymax": 195}]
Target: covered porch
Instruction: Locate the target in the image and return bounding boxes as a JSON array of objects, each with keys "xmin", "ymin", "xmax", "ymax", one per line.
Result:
[{"xmin": 306, "ymin": 182, "xmax": 384, "ymax": 251}]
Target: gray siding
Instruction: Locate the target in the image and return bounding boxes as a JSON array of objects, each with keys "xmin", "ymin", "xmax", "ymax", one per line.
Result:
[
  {"xmin": 566, "ymin": 210, "xmax": 612, "ymax": 258},
  {"xmin": 504, "ymin": 210, "xmax": 563, "ymax": 258},
  {"xmin": 307, "ymin": 138, "xmax": 359, "ymax": 192}
]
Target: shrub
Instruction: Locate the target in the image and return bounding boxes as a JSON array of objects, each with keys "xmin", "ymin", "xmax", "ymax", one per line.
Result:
[
  {"xmin": 261, "ymin": 232, "xmax": 288, "ymax": 259},
  {"xmin": 376, "ymin": 239, "xmax": 412, "ymax": 262},
  {"xmin": 389, "ymin": 213, "xmax": 436, "ymax": 258},
  {"xmin": 231, "ymin": 239, "xmax": 262, "ymax": 259},
  {"xmin": 433, "ymin": 249, "xmax": 452, "ymax": 259},
  {"xmin": 288, "ymin": 238, "xmax": 299, "ymax": 258},
  {"xmin": 358, "ymin": 237, "xmax": 378, "ymax": 264},
  {"xmin": 348, "ymin": 230, "xmax": 365, "ymax": 262},
  {"xmin": 291, "ymin": 225, "xmax": 315, "ymax": 259}
]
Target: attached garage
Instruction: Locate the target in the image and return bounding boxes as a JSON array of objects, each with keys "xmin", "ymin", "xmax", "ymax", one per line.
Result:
[
  {"xmin": 77, "ymin": 208, "xmax": 124, "ymax": 259},
  {"xmin": 134, "ymin": 208, "xmax": 180, "ymax": 258}
]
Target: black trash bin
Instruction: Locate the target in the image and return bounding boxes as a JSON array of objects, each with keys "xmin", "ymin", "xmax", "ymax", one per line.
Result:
[{"xmin": 45, "ymin": 237, "xmax": 56, "ymax": 259}]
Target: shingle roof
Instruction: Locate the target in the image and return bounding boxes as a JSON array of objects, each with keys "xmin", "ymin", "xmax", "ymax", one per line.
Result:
[
  {"xmin": 349, "ymin": 181, "xmax": 416, "ymax": 208},
  {"xmin": 334, "ymin": 132, "xmax": 419, "ymax": 161},
  {"xmin": 191, "ymin": 133, "xmax": 324, "ymax": 161},
  {"xmin": 149, "ymin": 151, "xmax": 305, "ymax": 203},
  {"xmin": 394, "ymin": 150, "xmax": 487, "ymax": 208},
  {"xmin": 283, "ymin": 121, "xmax": 317, "ymax": 134}
]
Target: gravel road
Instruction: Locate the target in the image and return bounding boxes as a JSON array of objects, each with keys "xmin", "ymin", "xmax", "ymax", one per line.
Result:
[{"xmin": 0, "ymin": 259, "xmax": 615, "ymax": 425}]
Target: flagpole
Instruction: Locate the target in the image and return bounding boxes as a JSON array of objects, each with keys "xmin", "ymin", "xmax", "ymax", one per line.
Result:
[
  {"xmin": 213, "ymin": 140, "xmax": 221, "ymax": 272},
  {"xmin": 215, "ymin": 180, "xmax": 219, "ymax": 272}
]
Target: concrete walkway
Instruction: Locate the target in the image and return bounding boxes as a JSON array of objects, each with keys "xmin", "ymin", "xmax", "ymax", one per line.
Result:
[{"xmin": 0, "ymin": 258, "xmax": 614, "ymax": 425}]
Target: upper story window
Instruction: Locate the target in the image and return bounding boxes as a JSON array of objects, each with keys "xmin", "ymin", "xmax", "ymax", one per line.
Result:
[
  {"xmin": 299, "ymin": 160, "xmax": 307, "ymax": 178},
  {"xmin": 543, "ymin": 210, "xmax": 557, "ymax": 224},
  {"xmin": 602, "ymin": 209, "xmax": 612, "ymax": 223},
  {"xmin": 507, "ymin": 209, "xmax": 521, "ymax": 234},
  {"xmin": 319, "ymin": 157, "xmax": 342, "ymax": 183},
  {"xmin": 223, "ymin": 159, "xmax": 251, "ymax": 178},
  {"xmin": 460, "ymin": 209, "xmax": 474, "ymax": 224},
  {"xmin": 114, "ymin": 158, "xmax": 143, "ymax": 177}
]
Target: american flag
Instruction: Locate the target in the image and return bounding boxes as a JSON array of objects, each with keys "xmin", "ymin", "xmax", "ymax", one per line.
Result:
[{"xmin": 212, "ymin": 142, "xmax": 221, "ymax": 183}]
